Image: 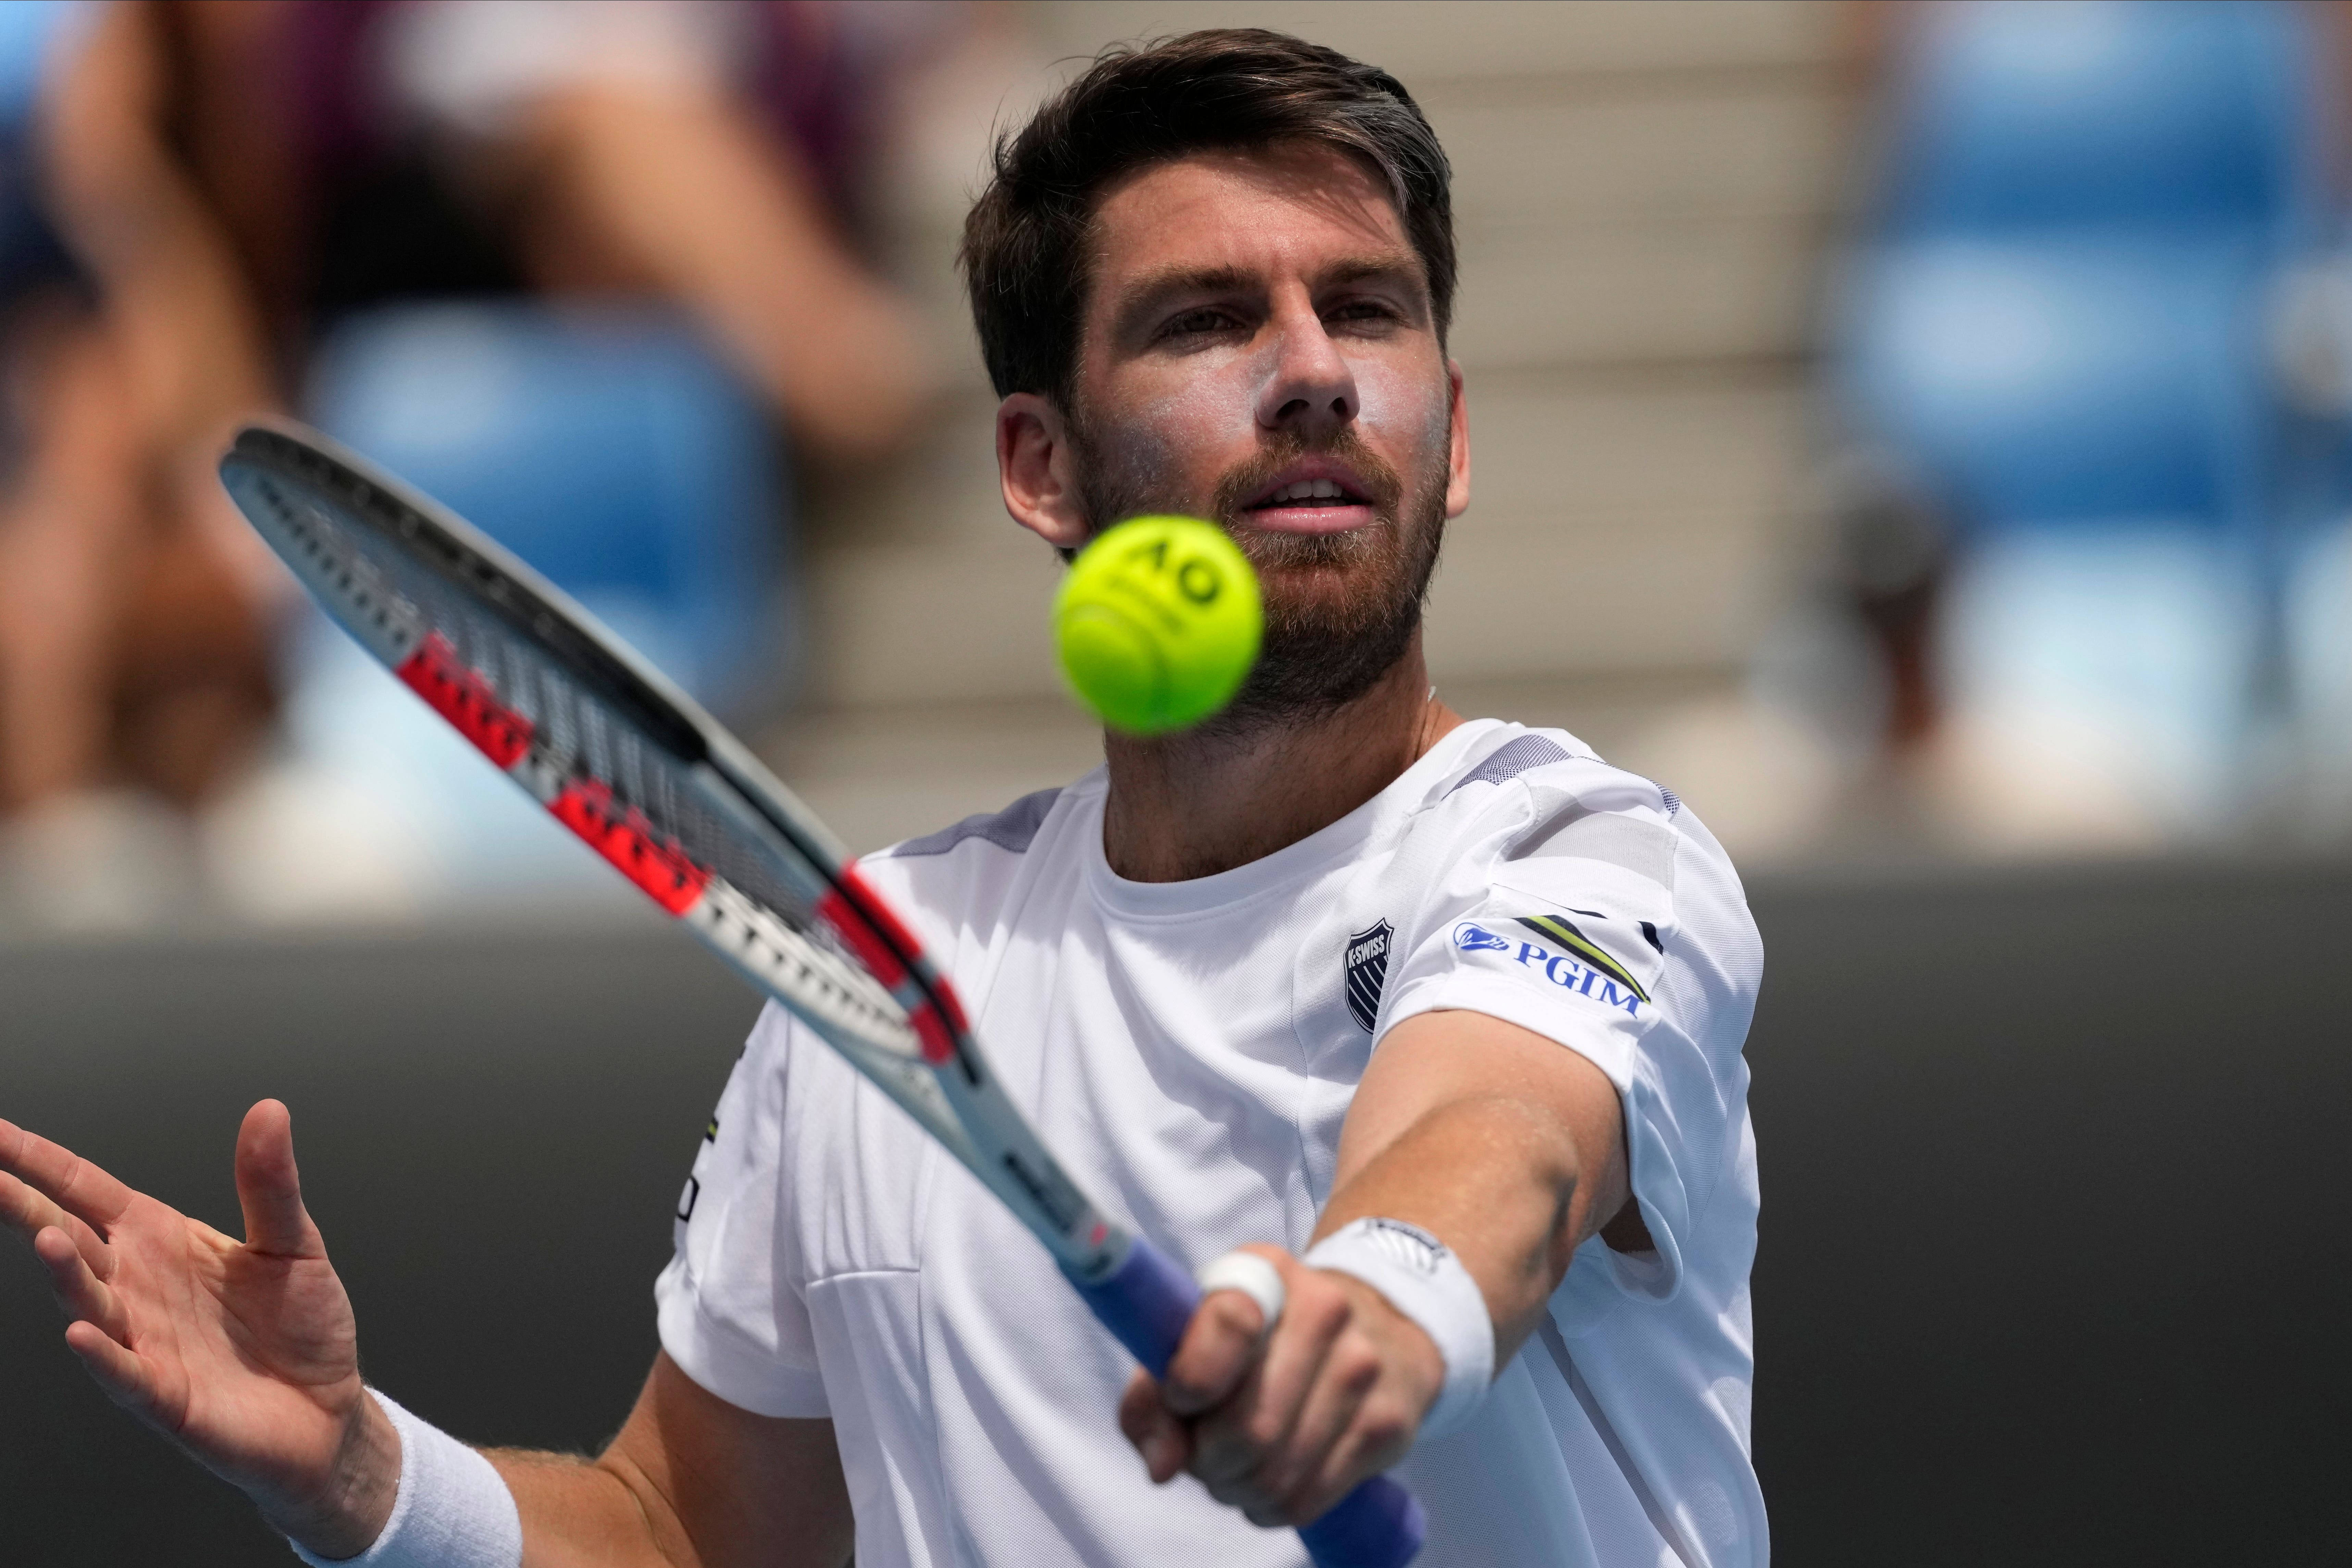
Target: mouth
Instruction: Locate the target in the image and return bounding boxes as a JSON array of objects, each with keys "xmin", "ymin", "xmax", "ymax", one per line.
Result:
[{"xmin": 1237, "ymin": 460, "xmax": 1381, "ymax": 535}]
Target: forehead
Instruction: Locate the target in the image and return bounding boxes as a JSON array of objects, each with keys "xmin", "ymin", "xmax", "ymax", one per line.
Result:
[{"xmin": 1087, "ymin": 143, "xmax": 1417, "ymax": 304}]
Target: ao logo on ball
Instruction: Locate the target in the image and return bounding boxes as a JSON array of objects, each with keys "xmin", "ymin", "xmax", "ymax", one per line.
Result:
[{"xmin": 1053, "ymin": 515, "xmax": 1263, "ymax": 735}]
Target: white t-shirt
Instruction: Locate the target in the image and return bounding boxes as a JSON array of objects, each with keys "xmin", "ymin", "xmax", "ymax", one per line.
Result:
[{"xmin": 655, "ymin": 718, "xmax": 1766, "ymax": 1568}]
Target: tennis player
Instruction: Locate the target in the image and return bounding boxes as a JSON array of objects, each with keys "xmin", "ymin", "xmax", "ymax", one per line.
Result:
[{"xmin": 0, "ymin": 29, "xmax": 1763, "ymax": 1568}]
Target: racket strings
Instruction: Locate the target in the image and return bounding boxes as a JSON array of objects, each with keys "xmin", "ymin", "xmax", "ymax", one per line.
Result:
[
  {"xmin": 230, "ymin": 436, "xmax": 934, "ymax": 1069},
  {"xmin": 313, "ymin": 488, "xmax": 840, "ymax": 953}
]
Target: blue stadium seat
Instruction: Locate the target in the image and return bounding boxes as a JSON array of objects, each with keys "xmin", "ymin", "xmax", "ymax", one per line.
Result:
[
  {"xmin": 0, "ymin": 1, "xmax": 82, "ymax": 128},
  {"xmin": 306, "ymin": 301, "xmax": 789, "ymax": 712},
  {"xmin": 0, "ymin": 1, "xmax": 88, "ymax": 299},
  {"xmin": 1881, "ymin": 0, "xmax": 2312, "ymax": 243},
  {"xmin": 1840, "ymin": 236, "xmax": 2270, "ymax": 535},
  {"xmin": 1836, "ymin": 1, "xmax": 2316, "ymax": 539},
  {"xmin": 1827, "ymin": 1, "xmax": 2329, "ymax": 830},
  {"xmin": 276, "ymin": 302, "xmax": 791, "ymax": 904}
]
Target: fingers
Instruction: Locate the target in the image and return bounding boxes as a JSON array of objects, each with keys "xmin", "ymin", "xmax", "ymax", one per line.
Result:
[
  {"xmin": 1259, "ymin": 1329, "xmax": 1397, "ymax": 1526},
  {"xmin": 1161, "ymin": 1287, "xmax": 1270, "ymax": 1419},
  {"xmin": 1189, "ymin": 1261, "xmax": 1347, "ymax": 1492},
  {"xmin": 235, "ymin": 1100, "xmax": 323, "ymax": 1259},
  {"xmin": 0, "ymin": 1166, "xmax": 112, "ymax": 1272},
  {"xmin": 1130, "ymin": 1245, "xmax": 1306, "ymax": 1492},
  {"xmin": 32, "ymin": 1222, "xmax": 122, "ymax": 1339},
  {"xmin": 1125, "ymin": 1247, "xmax": 1429, "ymax": 1528},
  {"xmin": 1180, "ymin": 1263, "xmax": 1423, "ymax": 1527},
  {"xmin": 0, "ymin": 1116, "xmax": 136, "ymax": 1233},
  {"xmin": 63, "ymin": 1317, "xmax": 162, "ymax": 1415},
  {"xmin": 1118, "ymin": 1369, "xmax": 1192, "ymax": 1483}
]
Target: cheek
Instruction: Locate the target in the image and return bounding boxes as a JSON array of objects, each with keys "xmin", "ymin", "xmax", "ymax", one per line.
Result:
[
  {"xmin": 1350, "ymin": 361, "xmax": 1452, "ymax": 467},
  {"xmin": 1125, "ymin": 353, "xmax": 1274, "ymax": 477},
  {"xmin": 1170, "ymin": 345, "xmax": 1280, "ymax": 434}
]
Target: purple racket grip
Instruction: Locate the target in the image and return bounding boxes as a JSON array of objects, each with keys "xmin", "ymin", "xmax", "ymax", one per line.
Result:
[{"xmin": 1065, "ymin": 1238, "xmax": 1427, "ymax": 1568}]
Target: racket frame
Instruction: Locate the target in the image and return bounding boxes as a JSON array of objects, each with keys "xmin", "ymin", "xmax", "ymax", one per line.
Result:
[{"xmin": 219, "ymin": 421, "xmax": 1120, "ymax": 1280}]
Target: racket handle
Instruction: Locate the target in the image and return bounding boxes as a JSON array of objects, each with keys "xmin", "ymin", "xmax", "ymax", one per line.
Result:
[{"xmin": 1067, "ymin": 1238, "xmax": 1427, "ymax": 1568}]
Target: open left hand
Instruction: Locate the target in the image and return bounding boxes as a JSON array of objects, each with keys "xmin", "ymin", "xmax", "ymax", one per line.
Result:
[
  {"xmin": 0, "ymin": 1100, "xmax": 397, "ymax": 1555},
  {"xmin": 1116, "ymin": 1244, "xmax": 1444, "ymax": 1528}
]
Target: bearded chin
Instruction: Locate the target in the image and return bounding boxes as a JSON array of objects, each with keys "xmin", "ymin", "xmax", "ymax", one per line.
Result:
[
  {"xmin": 1189, "ymin": 496, "xmax": 1437, "ymax": 733},
  {"xmin": 1072, "ymin": 429, "xmax": 1450, "ymax": 738}
]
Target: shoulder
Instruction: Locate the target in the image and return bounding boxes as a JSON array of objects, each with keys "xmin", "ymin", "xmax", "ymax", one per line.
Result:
[
  {"xmin": 853, "ymin": 772, "xmax": 1101, "ymax": 941},
  {"xmin": 881, "ymin": 784, "xmax": 1068, "ymax": 863},
  {"xmin": 1403, "ymin": 721, "xmax": 1760, "ymax": 992},
  {"xmin": 1406, "ymin": 720, "xmax": 1683, "ymax": 855}
]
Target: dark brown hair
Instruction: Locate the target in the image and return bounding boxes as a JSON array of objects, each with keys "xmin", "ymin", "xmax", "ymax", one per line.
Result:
[{"xmin": 958, "ymin": 28, "xmax": 1456, "ymax": 409}]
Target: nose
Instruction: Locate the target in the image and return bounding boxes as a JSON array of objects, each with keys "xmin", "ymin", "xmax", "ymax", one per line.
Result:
[{"xmin": 1253, "ymin": 295, "xmax": 1358, "ymax": 441}]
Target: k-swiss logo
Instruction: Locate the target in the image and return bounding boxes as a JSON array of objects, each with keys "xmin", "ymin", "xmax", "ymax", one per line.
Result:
[{"xmin": 1345, "ymin": 919, "xmax": 1394, "ymax": 1033}]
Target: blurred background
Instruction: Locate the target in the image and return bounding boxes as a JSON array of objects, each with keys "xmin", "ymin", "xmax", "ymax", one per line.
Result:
[
  {"xmin": 9, "ymin": 0, "xmax": 2352, "ymax": 907},
  {"xmin": 1, "ymin": 3, "xmax": 2347, "ymax": 1564}
]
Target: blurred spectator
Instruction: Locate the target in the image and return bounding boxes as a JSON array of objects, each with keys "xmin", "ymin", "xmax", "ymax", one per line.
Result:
[
  {"xmin": 0, "ymin": 0, "xmax": 285, "ymax": 923},
  {"xmin": 209, "ymin": 0, "xmax": 943, "ymax": 466},
  {"xmin": 1819, "ymin": 0, "xmax": 2344, "ymax": 854},
  {"xmin": 244, "ymin": 0, "xmax": 962, "ymax": 919},
  {"xmin": 1, "ymin": 0, "xmax": 966, "ymax": 924}
]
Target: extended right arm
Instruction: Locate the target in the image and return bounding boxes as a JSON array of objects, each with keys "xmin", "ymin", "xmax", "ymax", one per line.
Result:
[{"xmin": 1, "ymin": 1104, "xmax": 852, "ymax": 1568}]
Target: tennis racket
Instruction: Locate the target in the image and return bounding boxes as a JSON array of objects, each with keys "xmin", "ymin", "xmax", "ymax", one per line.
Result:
[{"xmin": 217, "ymin": 421, "xmax": 1425, "ymax": 1568}]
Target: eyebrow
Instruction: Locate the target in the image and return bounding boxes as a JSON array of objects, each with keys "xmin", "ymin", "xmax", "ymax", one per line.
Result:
[
  {"xmin": 1319, "ymin": 250, "xmax": 1427, "ymax": 293},
  {"xmin": 1107, "ymin": 250, "xmax": 1428, "ymax": 334},
  {"xmin": 1108, "ymin": 264, "xmax": 1253, "ymax": 328}
]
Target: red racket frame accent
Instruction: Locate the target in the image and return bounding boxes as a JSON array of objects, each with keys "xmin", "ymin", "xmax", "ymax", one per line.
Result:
[
  {"xmin": 550, "ymin": 778, "xmax": 711, "ymax": 914},
  {"xmin": 397, "ymin": 633, "xmax": 534, "ymax": 769},
  {"xmin": 817, "ymin": 865, "xmax": 970, "ymax": 1065}
]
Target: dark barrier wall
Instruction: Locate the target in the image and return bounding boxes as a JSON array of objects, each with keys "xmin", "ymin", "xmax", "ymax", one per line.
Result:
[
  {"xmin": 2, "ymin": 859, "xmax": 2347, "ymax": 1565},
  {"xmin": 1746, "ymin": 857, "xmax": 2351, "ymax": 1566},
  {"xmin": 0, "ymin": 917, "xmax": 762, "ymax": 1565}
]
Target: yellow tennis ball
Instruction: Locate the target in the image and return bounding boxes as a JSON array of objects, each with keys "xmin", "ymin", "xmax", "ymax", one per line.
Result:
[{"xmin": 1054, "ymin": 516, "xmax": 1262, "ymax": 735}]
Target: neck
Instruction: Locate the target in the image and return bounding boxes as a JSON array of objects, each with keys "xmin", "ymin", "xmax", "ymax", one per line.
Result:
[{"xmin": 1100, "ymin": 630, "xmax": 1464, "ymax": 882}]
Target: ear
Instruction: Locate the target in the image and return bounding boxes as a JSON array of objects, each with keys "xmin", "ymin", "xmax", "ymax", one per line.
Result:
[
  {"xmin": 998, "ymin": 393, "xmax": 1090, "ymax": 549},
  {"xmin": 1443, "ymin": 360, "xmax": 1471, "ymax": 520}
]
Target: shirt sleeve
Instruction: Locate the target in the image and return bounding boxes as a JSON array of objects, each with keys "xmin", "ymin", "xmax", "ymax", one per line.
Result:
[
  {"xmin": 1379, "ymin": 771, "xmax": 1762, "ymax": 1314},
  {"xmin": 654, "ymin": 1002, "xmax": 831, "ymax": 1417}
]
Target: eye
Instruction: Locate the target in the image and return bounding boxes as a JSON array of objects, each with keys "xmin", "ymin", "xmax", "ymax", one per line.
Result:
[
  {"xmin": 1326, "ymin": 298, "xmax": 1401, "ymax": 328},
  {"xmin": 1158, "ymin": 307, "xmax": 1235, "ymax": 341}
]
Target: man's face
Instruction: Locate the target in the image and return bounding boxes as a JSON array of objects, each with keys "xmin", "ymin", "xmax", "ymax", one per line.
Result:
[{"xmin": 1008, "ymin": 141, "xmax": 1470, "ymax": 728}]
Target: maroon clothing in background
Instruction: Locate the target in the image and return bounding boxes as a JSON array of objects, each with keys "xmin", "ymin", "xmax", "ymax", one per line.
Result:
[{"xmin": 158, "ymin": 0, "xmax": 914, "ymax": 354}]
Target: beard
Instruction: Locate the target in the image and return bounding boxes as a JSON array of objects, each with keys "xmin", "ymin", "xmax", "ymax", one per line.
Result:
[{"xmin": 1070, "ymin": 421, "xmax": 1449, "ymax": 736}]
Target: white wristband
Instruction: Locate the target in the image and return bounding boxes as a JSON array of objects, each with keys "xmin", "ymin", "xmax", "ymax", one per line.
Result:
[
  {"xmin": 287, "ymin": 1390, "xmax": 523, "ymax": 1568},
  {"xmin": 1304, "ymin": 1217, "xmax": 1495, "ymax": 1441}
]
